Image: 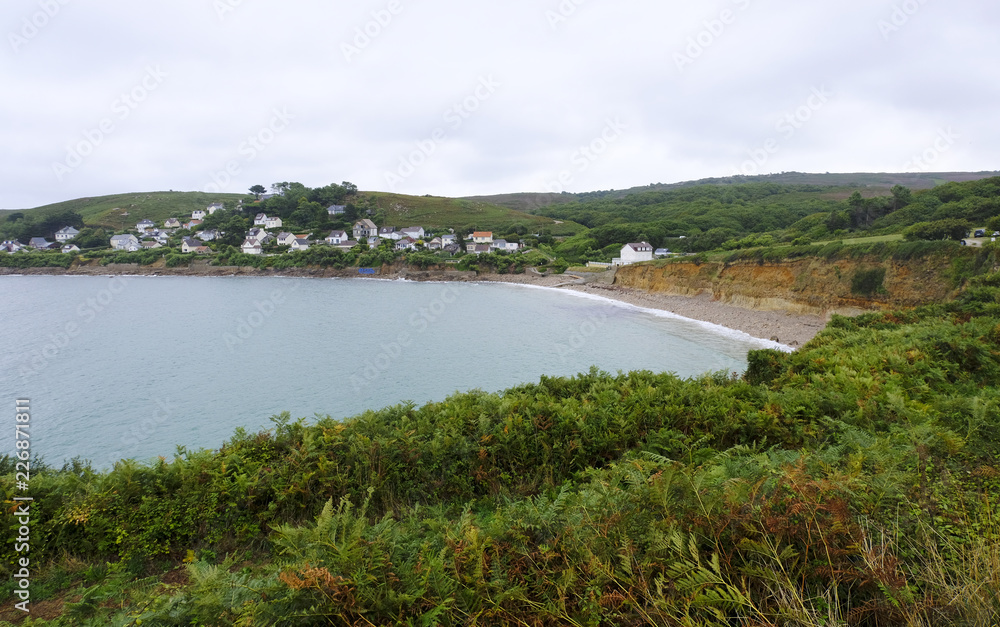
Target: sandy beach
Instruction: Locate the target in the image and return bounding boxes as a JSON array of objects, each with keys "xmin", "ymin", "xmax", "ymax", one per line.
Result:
[{"xmin": 475, "ymin": 272, "xmax": 827, "ymax": 348}]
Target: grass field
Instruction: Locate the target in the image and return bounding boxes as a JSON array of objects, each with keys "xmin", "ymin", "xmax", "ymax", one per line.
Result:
[
  {"xmin": 0, "ymin": 191, "xmax": 245, "ymax": 229},
  {"xmin": 367, "ymin": 192, "xmax": 583, "ymax": 234},
  {"xmin": 813, "ymin": 233, "xmax": 905, "ymax": 246}
]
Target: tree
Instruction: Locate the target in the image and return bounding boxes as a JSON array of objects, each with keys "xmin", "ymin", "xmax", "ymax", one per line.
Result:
[
  {"xmin": 249, "ymin": 185, "xmax": 267, "ymax": 200},
  {"xmin": 903, "ymin": 219, "xmax": 970, "ymax": 242},
  {"xmin": 891, "ymin": 185, "xmax": 912, "ymax": 211}
]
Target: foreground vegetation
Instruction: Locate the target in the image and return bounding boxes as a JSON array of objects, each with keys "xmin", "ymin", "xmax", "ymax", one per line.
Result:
[{"xmin": 2, "ymin": 252, "xmax": 1000, "ymax": 625}]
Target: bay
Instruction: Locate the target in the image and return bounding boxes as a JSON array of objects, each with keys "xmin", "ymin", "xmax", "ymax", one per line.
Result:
[{"xmin": 0, "ymin": 275, "xmax": 774, "ymax": 468}]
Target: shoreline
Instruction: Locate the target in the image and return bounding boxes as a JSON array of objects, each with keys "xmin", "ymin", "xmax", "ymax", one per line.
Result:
[
  {"xmin": 1, "ymin": 265, "xmax": 827, "ymax": 347},
  {"xmin": 471, "ymin": 273, "xmax": 825, "ymax": 348}
]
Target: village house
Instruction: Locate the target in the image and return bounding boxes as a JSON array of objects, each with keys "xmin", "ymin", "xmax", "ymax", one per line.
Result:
[
  {"xmin": 367, "ymin": 236, "xmax": 381, "ymax": 248},
  {"xmin": 400, "ymin": 226, "xmax": 425, "ymax": 240},
  {"xmin": 333, "ymin": 239, "xmax": 358, "ymax": 251},
  {"xmin": 353, "ymin": 219, "xmax": 378, "ymax": 240},
  {"xmin": 394, "ymin": 237, "xmax": 417, "ymax": 251},
  {"xmin": 141, "ymin": 241, "xmax": 163, "ymax": 250},
  {"xmin": 241, "ymin": 238, "xmax": 263, "ymax": 255},
  {"xmin": 440, "ymin": 233, "xmax": 457, "ymax": 245},
  {"xmin": 61, "ymin": 244, "xmax": 80, "ymax": 254},
  {"xmin": 164, "ymin": 218, "xmax": 181, "ymax": 229},
  {"xmin": 325, "ymin": 230, "xmax": 348, "ymax": 245},
  {"xmin": 470, "ymin": 244, "xmax": 492, "ymax": 255},
  {"xmin": 472, "ymin": 231, "xmax": 493, "ymax": 244},
  {"xmin": 196, "ymin": 229, "xmax": 219, "ymax": 242},
  {"xmin": 276, "ymin": 232, "xmax": 297, "ymax": 247},
  {"xmin": 184, "ymin": 219, "xmax": 203, "ymax": 230},
  {"xmin": 181, "ymin": 237, "xmax": 209, "ymax": 254},
  {"xmin": 247, "ymin": 228, "xmax": 274, "ymax": 245},
  {"xmin": 378, "ymin": 226, "xmax": 399, "ymax": 240},
  {"xmin": 136, "ymin": 219, "xmax": 155, "ymax": 232},
  {"xmin": 1, "ymin": 240, "xmax": 24, "ymax": 253},
  {"xmin": 491, "ymin": 239, "xmax": 520, "ymax": 252},
  {"xmin": 442, "ymin": 243, "xmax": 461, "ymax": 254},
  {"xmin": 207, "ymin": 203, "xmax": 224, "ymax": 214},
  {"xmin": 265, "ymin": 216, "xmax": 283, "ymax": 229},
  {"xmin": 614, "ymin": 242, "xmax": 654, "ymax": 266},
  {"xmin": 291, "ymin": 238, "xmax": 311, "ymax": 251},
  {"xmin": 326, "ymin": 204, "xmax": 346, "ymax": 216},
  {"xmin": 110, "ymin": 234, "xmax": 140, "ymax": 251},
  {"xmin": 254, "ymin": 213, "xmax": 268, "ymax": 226},
  {"xmin": 192, "ymin": 209, "xmax": 207, "ymax": 221},
  {"xmin": 427, "ymin": 237, "xmax": 443, "ymax": 250},
  {"xmin": 55, "ymin": 226, "xmax": 80, "ymax": 242}
]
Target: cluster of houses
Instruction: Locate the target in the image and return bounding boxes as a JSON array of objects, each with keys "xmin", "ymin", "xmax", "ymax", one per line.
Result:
[
  {"xmin": 2, "ymin": 201, "xmax": 534, "ymax": 261},
  {"xmin": 236, "ymin": 217, "xmax": 522, "ymax": 257},
  {"xmin": 2, "ymin": 226, "xmax": 85, "ymax": 254}
]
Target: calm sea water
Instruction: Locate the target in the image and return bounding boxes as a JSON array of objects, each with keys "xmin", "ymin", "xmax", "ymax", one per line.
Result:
[{"xmin": 0, "ymin": 276, "xmax": 778, "ymax": 468}]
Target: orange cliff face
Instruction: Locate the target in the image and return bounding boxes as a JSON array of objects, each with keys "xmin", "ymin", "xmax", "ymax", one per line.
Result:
[{"xmin": 613, "ymin": 256, "xmax": 963, "ymax": 318}]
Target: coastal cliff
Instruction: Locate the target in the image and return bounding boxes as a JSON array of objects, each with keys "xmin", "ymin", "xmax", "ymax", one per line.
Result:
[{"xmin": 614, "ymin": 255, "xmax": 965, "ymax": 317}]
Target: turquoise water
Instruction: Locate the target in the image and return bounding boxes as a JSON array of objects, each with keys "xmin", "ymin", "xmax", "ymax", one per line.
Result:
[{"xmin": 0, "ymin": 276, "xmax": 776, "ymax": 468}]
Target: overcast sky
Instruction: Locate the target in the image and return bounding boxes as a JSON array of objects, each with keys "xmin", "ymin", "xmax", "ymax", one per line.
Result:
[{"xmin": 2, "ymin": 0, "xmax": 998, "ymax": 209}]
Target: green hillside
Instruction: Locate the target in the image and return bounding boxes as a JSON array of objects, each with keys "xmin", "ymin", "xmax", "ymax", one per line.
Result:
[
  {"xmin": 0, "ymin": 191, "xmax": 246, "ymax": 229},
  {"xmin": 365, "ymin": 191, "xmax": 582, "ymax": 234}
]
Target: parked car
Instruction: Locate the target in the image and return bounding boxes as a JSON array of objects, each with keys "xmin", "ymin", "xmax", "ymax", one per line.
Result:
[{"xmin": 974, "ymin": 229, "xmax": 986, "ymax": 237}]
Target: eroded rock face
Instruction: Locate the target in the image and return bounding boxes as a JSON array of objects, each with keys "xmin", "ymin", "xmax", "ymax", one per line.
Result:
[{"xmin": 614, "ymin": 256, "xmax": 962, "ymax": 318}]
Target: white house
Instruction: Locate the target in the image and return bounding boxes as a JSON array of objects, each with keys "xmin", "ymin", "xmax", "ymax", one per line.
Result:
[
  {"xmin": 291, "ymin": 238, "xmax": 311, "ymax": 251},
  {"xmin": 491, "ymin": 239, "xmax": 520, "ymax": 252},
  {"xmin": 136, "ymin": 219, "xmax": 156, "ymax": 232},
  {"xmin": 367, "ymin": 236, "xmax": 381, "ymax": 248},
  {"xmin": 196, "ymin": 229, "xmax": 219, "ymax": 242},
  {"xmin": 265, "ymin": 216, "xmax": 283, "ymax": 229},
  {"xmin": 192, "ymin": 209, "xmax": 207, "ymax": 221},
  {"xmin": 427, "ymin": 237, "xmax": 443, "ymax": 250},
  {"xmin": 326, "ymin": 230, "xmax": 348, "ymax": 245},
  {"xmin": 400, "ymin": 226, "xmax": 425, "ymax": 240},
  {"xmin": 207, "ymin": 203, "xmax": 224, "ymax": 214},
  {"xmin": 353, "ymin": 219, "xmax": 378, "ymax": 240},
  {"xmin": 378, "ymin": 226, "xmax": 398, "ymax": 240},
  {"xmin": 276, "ymin": 232, "xmax": 297, "ymax": 247},
  {"xmin": 61, "ymin": 244, "xmax": 80, "ymax": 254},
  {"xmin": 241, "ymin": 238, "xmax": 263, "ymax": 255},
  {"xmin": 1, "ymin": 240, "xmax": 24, "ymax": 253},
  {"xmin": 55, "ymin": 226, "xmax": 80, "ymax": 242},
  {"xmin": 469, "ymin": 244, "xmax": 492, "ymax": 255},
  {"xmin": 254, "ymin": 213, "xmax": 268, "ymax": 226},
  {"xmin": 394, "ymin": 237, "xmax": 417, "ymax": 251},
  {"xmin": 615, "ymin": 242, "xmax": 654, "ymax": 265},
  {"xmin": 326, "ymin": 204, "xmax": 346, "ymax": 215},
  {"xmin": 110, "ymin": 234, "xmax": 140, "ymax": 251},
  {"xmin": 184, "ymin": 219, "xmax": 203, "ymax": 230},
  {"xmin": 472, "ymin": 231, "xmax": 493, "ymax": 244},
  {"xmin": 247, "ymin": 228, "xmax": 274, "ymax": 245}
]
